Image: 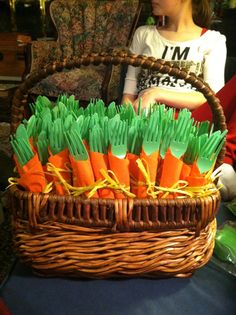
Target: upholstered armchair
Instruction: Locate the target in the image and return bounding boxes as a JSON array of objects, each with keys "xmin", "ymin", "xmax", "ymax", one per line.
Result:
[{"xmin": 25, "ymin": 0, "xmax": 141, "ymax": 103}]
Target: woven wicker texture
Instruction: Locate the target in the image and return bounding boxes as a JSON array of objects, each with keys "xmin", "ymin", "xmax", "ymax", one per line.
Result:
[
  {"xmin": 9, "ymin": 51, "xmax": 226, "ymax": 278},
  {"xmin": 13, "ymin": 218, "xmax": 216, "ymax": 278},
  {"xmin": 10, "ymin": 185, "xmax": 220, "ymax": 233}
]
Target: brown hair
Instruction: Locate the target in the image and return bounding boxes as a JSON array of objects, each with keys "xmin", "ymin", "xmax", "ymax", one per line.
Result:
[{"xmin": 192, "ymin": 0, "xmax": 213, "ymax": 28}]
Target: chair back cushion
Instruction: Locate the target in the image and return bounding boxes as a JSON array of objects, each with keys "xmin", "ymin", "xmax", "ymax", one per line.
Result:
[{"xmin": 50, "ymin": 0, "xmax": 139, "ymax": 58}]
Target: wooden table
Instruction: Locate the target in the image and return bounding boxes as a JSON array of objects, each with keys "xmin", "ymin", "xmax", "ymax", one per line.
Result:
[{"xmin": 0, "ymin": 32, "xmax": 31, "ymax": 80}]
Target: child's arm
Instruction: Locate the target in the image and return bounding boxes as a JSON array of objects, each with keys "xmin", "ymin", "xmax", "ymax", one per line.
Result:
[
  {"xmin": 132, "ymin": 87, "xmax": 206, "ymax": 112},
  {"xmin": 121, "ymin": 93, "xmax": 137, "ymax": 106}
]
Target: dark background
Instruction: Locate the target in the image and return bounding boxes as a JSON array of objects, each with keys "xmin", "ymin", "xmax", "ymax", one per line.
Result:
[{"xmin": 0, "ymin": 0, "xmax": 235, "ymax": 57}]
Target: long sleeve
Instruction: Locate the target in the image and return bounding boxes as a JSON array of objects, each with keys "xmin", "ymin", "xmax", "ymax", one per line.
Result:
[
  {"xmin": 203, "ymin": 32, "xmax": 227, "ymax": 93},
  {"xmin": 123, "ymin": 27, "xmax": 145, "ymax": 95}
]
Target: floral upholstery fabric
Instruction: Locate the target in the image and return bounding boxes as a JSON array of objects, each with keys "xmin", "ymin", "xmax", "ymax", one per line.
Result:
[
  {"xmin": 29, "ymin": 0, "xmax": 140, "ymax": 102},
  {"xmin": 30, "ymin": 40, "xmax": 62, "ymax": 73},
  {"xmin": 0, "ymin": 123, "xmax": 11, "ymax": 158},
  {"xmin": 31, "ymin": 65, "xmax": 107, "ymax": 101}
]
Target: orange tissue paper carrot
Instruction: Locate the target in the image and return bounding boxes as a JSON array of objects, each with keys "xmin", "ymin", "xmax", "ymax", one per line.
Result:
[
  {"xmin": 186, "ymin": 161, "xmax": 207, "ymax": 187},
  {"xmin": 127, "ymin": 152, "xmax": 140, "ymax": 197},
  {"xmin": 69, "ymin": 154, "xmax": 99, "ymax": 198},
  {"xmin": 159, "ymin": 148, "xmax": 183, "ymax": 197},
  {"xmin": 89, "ymin": 151, "xmax": 114, "ymax": 199},
  {"xmin": 17, "ymin": 153, "xmax": 47, "ymax": 193},
  {"xmin": 140, "ymin": 149, "xmax": 159, "ymax": 195},
  {"xmin": 64, "ymin": 127, "xmax": 99, "ymax": 198},
  {"xmin": 108, "ymin": 150, "xmax": 131, "ymax": 199},
  {"xmin": 48, "ymin": 148, "xmax": 71, "ymax": 195},
  {"xmin": 10, "ymin": 134, "xmax": 47, "ymax": 193},
  {"xmin": 13, "ymin": 154, "xmax": 24, "ymax": 177},
  {"xmin": 132, "ymin": 149, "xmax": 159, "ymax": 198},
  {"xmin": 180, "ymin": 162, "xmax": 192, "ymax": 181}
]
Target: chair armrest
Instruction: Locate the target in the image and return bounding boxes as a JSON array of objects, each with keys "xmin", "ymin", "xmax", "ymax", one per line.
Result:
[{"xmin": 25, "ymin": 39, "xmax": 62, "ymax": 76}]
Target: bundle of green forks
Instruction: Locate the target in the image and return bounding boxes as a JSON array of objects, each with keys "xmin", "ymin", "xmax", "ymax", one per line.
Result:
[{"xmin": 10, "ymin": 94, "xmax": 227, "ymax": 196}]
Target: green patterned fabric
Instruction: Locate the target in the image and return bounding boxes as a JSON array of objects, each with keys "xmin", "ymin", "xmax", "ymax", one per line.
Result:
[{"xmin": 29, "ymin": 0, "xmax": 139, "ymax": 102}]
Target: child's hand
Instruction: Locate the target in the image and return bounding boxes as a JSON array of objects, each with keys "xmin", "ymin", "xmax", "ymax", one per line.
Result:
[
  {"xmin": 133, "ymin": 87, "xmax": 159, "ymax": 112},
  {"xmin": 218, "ymin": 163, "xmax": 236, "ymax": 201}
]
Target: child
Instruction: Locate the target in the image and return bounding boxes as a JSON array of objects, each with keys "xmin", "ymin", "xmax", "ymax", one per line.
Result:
[
  {"xmin": 122, "ymin": 0, "xmax": 226, "ymax": 110},
  {"xmin": 122, "ymin": 0, "xmax": 236, "ymax": 201}
]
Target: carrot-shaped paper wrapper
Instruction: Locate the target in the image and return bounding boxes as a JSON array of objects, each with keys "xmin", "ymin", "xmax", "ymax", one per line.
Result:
[
  {"xmin": 17, "ymin": 153, "xmax": 47, "ymax": 193},
  {"xmin": 186, "ymin": 161, "xmax": 207, "ymax": 187},
  {"xmin": 64, "ymin": 128, "xmax": 100, "ymax": 198},
  {"xmin": 13, "ymin": 154, "xmax": 24, "ymax": 177},
  {"xmin": 89, "ymin": 151, "xmax": 114, "ymax": 198},
  {"xmin": 180, "ymin": 162, "xmax": 192, "ymax": 181},
  {"xmin": 159, "ymin": 148, "xmax": 184, "ymax": 198},
  {"xmin": 127, "ymin": 152, "xmax": 140, "ymax": 197},
  {"xmin": 13, "ymin": 151, "xmax": 46, "ymax": 184},
  {"xmin": 140, "ymin": 149, "xmax": 159, "ymax": 197},
  {"xmin": 128, "ymin": 150, "xmax": 159, "ymax": 198},
  {"xmin": 10, "ymin": 132, "xmax": 47, "ymax": 193},
  {"xmin": 47, "ymin": 148, "xmax": 71, "ymax": 195},
  {"xmin": 108, "ymin": 150, "xmax": 133, "ymax": 199},
  {"xmin": 42, "ymin": 164, "xmax": 53, "ymax": 184},
  {"xmin": 69, "ymin": 154, "xmax": 99, "ymax": 198},
  {"xmin": 36, "ymin": 130, "xmax": 52, "ymax": 183},
  {"xmin": 156, "ymin": 155, "xmax": 164, "ymax": 185}
]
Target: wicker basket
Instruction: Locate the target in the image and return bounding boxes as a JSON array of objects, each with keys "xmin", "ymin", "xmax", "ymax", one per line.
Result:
[{"xmin": 9, "ymin": 51, "xmax": 227, "ymax": 279}]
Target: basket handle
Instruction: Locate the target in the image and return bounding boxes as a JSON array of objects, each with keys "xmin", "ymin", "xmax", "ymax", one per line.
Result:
[{"xmin": 11, "ymin": 50, "xmax": 227, "ymax": 164}]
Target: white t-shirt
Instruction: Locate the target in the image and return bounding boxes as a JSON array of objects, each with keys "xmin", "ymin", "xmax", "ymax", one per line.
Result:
[{"xmin": 123, "ymin": 25, "xmax": 227, "ymax": 95}]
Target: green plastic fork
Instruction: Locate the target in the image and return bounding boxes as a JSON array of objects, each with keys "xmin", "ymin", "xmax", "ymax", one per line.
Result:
[
  {"xmin": 41, "ymin": 112, "xmax": 52, "ymax": 138},
  {"xmin": 196, "ymin": 136, "xmax": 226, "ymax": 174},
  {"xmin": 37, "ymin": 130, "xmax": 49, "ymax": 165},
  {"xmin": 110, "ymin": 120, "xmax": 127, "ymax": 158},
  {"xmin": 65, "ymin": 95, "xmax": 79, "ymax": 113},
  {"xmin": 89, "ymin": 125, "xmax": 104, "ymax": 153},
  {"xmin": 160, "ymin": 120, "xmax": 175, "ymax": 159},
  {"xmin": 94, "ymin": 99, "xmax": 106, "ymax": 117},
  {"xmin": 58, "ymin": 101, "xmax": 68, "ymax": 119},
  {"xmin": 143, "ymin": 110, "xmax": 162, "ymax": 155},
  {"xmin": 183, "ymin": 134, "xmax": 200, "ymax": 165},
  {"xmin": 26, "ymin": 115, "xmax": 37, "ymax": 138},
  {"xmin": 169, "ymin": 117, "xmax": 193, "ymax": 159},
  {"xmin": 15, "ymin": 124, "xmax": 29, "ymax": 140},
  {"xmin": 169, "ymin": 108, "xmax": 192, "ymax": 157},
  {"xmin": 65, "ymin": 129, "xmax": 88, "ymax": 160},
  {"xmin": 200, "ymin": 130, "xmax": 227, "ymax": 158},
  {"xmin": 99, "ymin": 116, "xmax": 109, "ymax": 153},
  {"xmin": 10, "ymin": 136, "xmax": 34, "ymax": 167},
  {"xmin": 119, "ymin": 103, "xmax": 136, "ymax": 125},
  {"xmin": 128, "ymin": 125, "xmax": 142, "ymax": 155},
  {"xmin": 197, "ymin": 121, "xmax": 211, "ymax": 136},
  {"xmin": 64, "ymin": 114, "xmax": 75, "ymax": 130},
  {"xmin": 49, "ymin": 119, "xmax": 66, "ymax": 155},
  {"xmin": 108, "ymin": 114, "xmax": 120, "ymax": 143},
  {"xmin": 107, "ymin": 101, "xmax": 118, "ymax": 119}
]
